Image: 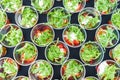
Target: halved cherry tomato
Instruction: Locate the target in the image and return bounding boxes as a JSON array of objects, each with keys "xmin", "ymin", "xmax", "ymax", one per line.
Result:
[
  {"xmin": 102, "ymin": 11, "xmax": 107, "ymax": 15},
  {"xmin": 6, "ymin": 58, "xmax": 13, "ymax": 64},
  {"xmin": 64, "ymin": 37, "xmax": 72, "ymax": 45},
  {"xmin": 62, "ymin": 65, "xmax": 67, "ymax": 75},
  {"xmin": 75, "ymin": 72, "xmax": 81, "ymax": 77},
  {"xmin": 108, "ymin": 20, "xmax": 112, "ymax": 24},
  {"xmin": 83, "ymin": 12, "xmax": 88, "ymax": 17},
  {"xmin": 76, "ymin": 4, "xmax": 83, "ymax": 12},
  {"xmin": 35, "ymin": 30, "xmax": 41, "ymax": 37},
  {"xmin": 68, "ymin": 76, "xmax": 74, "ymax": 80},
  {"xmin": 6, "ymin": 19, "xmax": 10, "ymax": 24},
  {"xmin": 89, "ymin": 59, "xmax": 95, "ymax": 64},
  {"xmin": 73, "ymin": 40, "xmax": 80, "ymax": 46},
  {"xmin": 24, "ymin": 56, "xmax": 35, "ymax": 64},
  {"xmin": 58, "ymin": 43, "xmax": 64, "ymax": 48},
  {"xmin": 97, "ymin": 28, "xmax": 106, "ymax": 35}
]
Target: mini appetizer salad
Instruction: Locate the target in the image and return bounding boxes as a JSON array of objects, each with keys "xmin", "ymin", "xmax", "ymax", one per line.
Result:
[
  {"xmin": 96, "ymin": 60, "xmax": 120, "ymax": 80},
  {"xmin": 14, "ymin": 76, "xmax": 29, "ymax": 80},
  {"xmin": 0, "ymin": 57, "xmax": 18, "ymax": 80},
  {"xmin": 63, "ymin": 24, "xmax": 86, "ymax": 47},
  {"xmin": 95, "ymin": 24, "xmax": 119, "ymax": 48},
  {"xmin": 13, "ymin": 41, "xmax": 38, "ymax": 66},
  {"xmin": 109, "ymin": 44, "xmax": 120, "ymax": 64},
  {"xmin": 63, "ymin": 0, "xmax": 86, "ymax": 13},
  {"xmin": 0, "ymin": 44, "xmax": 7, "ymax": 57},
  {"xmin": 29, "ymin": 60, "xmax": 53, "ymax": 80},
  {"xmin": 0, "ymin": 0, "xmax": 22, "ymax": 13},
  {"xmin": 94, "ymin": 0, "xmax": 117, "ymax": 15},
  {"xmin": 15, "ymin": 6, "xmax": 38, "ymax": 29},
  {"xmin": 0, "ymin": 24, "xmax": 23, "ymax": 47},
  {"xmin": 31, "ymin": 0, "xmax": 54, "ymax": 13},
  {"xmin": 78, "ymin": 7, "xmax": 101, "ymax": 30},
  {"xmin": 0, "ymin": 9, "xmax": 7, "ymax": 29},
  {"xmin": 47, "ymin": 7, "xmax": 71, "ymax": 29},
  {"xmin": 84, "ymin": 76, "xmax": 98, "ymax": 80},
  {"xmin": 80, "ymin": 41, "xmax": 104, "ymax": 66},
  {"xmin": 61, "ymin": 59, "xmax": 85, "ymax": 80},
  {"xmin": 111, "ymin": 9, "xmax": 120, "ymax": 30},
  {"xmin": 45, "ymin": 40, "xmax": 69, "ymax": 65},
  {"xmin": 31, "ymin": 23, "xmax": 54, "ymax": 47}
]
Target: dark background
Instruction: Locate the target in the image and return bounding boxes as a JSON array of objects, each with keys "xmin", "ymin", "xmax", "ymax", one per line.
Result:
[{"xmin": 5, "ymin": 0, "xmax": 120, "ymax": 79}]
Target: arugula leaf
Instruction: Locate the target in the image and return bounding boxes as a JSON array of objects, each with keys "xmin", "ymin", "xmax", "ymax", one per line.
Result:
[
  {"xmin": 80, "ymin": 42, "xmax": 101, "ymax": 63},
  {"xmin": 48, "ymin": 7, "xmax": 71, "ymax": 29},
  {"xmin": 62, "ymin": 60, "xmax": 84, "ymax": 80},
  {"xmin": 0, "ymin": 0, "xmax": 22, "ymax": 12},
  {"xmin": 20, "ymin": 7, "xmax": 38, "ymax": 28},
  {"xmin": 30, "ymin": 60, "xmax": 52, "ymax": 78},
  {"xmin": 95, "ymin": 0, "xmax": 117, "ymax": 14},
  {"xmin": 0, "ymin": 10, "xmax": 7, "ymax": 29},
  {"xmin": 34, "ymin": 30, "xmax": 53, "ymax": 46},
  {"xmin": 31, "ymin": 0, "xmax": 54, "ymax": 13},
  {"xmin": 16, "ymin": 42, "xmax": 37, "ymax": 60},
  {"xmin": 111, "ymin": 9, "xmax": 120, "ymax": 30}
]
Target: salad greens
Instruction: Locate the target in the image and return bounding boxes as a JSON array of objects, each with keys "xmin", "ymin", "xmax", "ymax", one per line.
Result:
[
  {"xmin": 32, "ymin": 24, "xmax": 54, "ymax": 46},
  {"xmin": 47, "ymin": 7, "xmax": 71, "ymax": 29},
  {"xmin": 64, "ymin": 25, "xmax": 85, "ymax": 47},
  {"xmin": 80, "ymin": 42, "xmax": 101, "ymax": 64},
  {"xmin": 111, "ymin": 9, "xmax": 120, "ymax": 30},
  {"xmin": 78, "ymin": 8, "xmax": 100, "ymax": 29},
  {"xmin": 17, "ymin": 6, "xmax": 38, "ymax": 28},
  {"xmin": 63, "ymin": 0, "xmax": 85, "ymax": 13},
  {"xmin": 99, "ymin": 64, "xmax": 119, "ymax": 80},
  {"xmin": 62, "ymin": 59, "xmax": 84, "ymax": 80},
  {"xmin": 0, "ymin": 24, "xmax": 23, "ymax": 47},
  {"xmin": 31, "ymin": 0, "xmax": 54, "ymax": 13},
  {"xmin": 0, "ymin": 58, "xmax": 18, "ymax": 80},
  {"xmin": 30, "ymin": 60, "xmax": 53, "ymax": 80},
  {"xmin": 46, "ymin": 41, "xmax": 68, "ymax": 64},
  {"xmin": 0, "ymin": 0, "xmax": 22, "ymax": 13},
  {"xmin": 94, "ymin": 0, "xmax": 117, "ymax": 14},
  {"xmin": 0, "ymin": 9, "xmax": 7, "ymax": 29},
  {"xmin": 15, "ymin": 42, "xmax": 37, "ymax": 65},
  {"xmin": 112, "ymin": 44, "xmax": 120, "ymax": 64},
  {"xmin": 96, "ymin": 25, "xmax": 118, "ymax": 48}
]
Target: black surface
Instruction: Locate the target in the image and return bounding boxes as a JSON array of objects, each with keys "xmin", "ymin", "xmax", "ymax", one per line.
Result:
[{"xmin": 5, "ymin": 0, "xmax": 120, "ymax": 79}]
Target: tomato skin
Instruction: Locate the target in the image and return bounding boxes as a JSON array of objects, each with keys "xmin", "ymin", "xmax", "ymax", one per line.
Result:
[
  {"xmin": 76, "ymin": 4, "xmax": 83, "ymax": 12},
  {"xmin": 102, "ymin": 11, "xmax": 107, "ymax": 15},
  {"xmin": 6, "ymin": 58, "xmax": 13, "ymax": 64},
  {"xmin": 58, "ymin": 43, "xmax": 64, "ymax": 48},
  {"xmin": 24, "ymin": 56, "xmax": 35, "ymax": 64},
  {"xmin": 62, "ymin": 65, "xmax": 66, "ymax": 75},
  {"xmin": 64, "ymin": 37, "xmax": 72, "ymax": 45},
  {"xmin": 73, "ymin": 40, "xmax": 80, "ymax": 46}
]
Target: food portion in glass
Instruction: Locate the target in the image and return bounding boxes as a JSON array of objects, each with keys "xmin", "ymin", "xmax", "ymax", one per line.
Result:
[
  {"xmin": 63, "ymin": 24, "xmax": 87, "ymax": 47},
  {"xmin": 45, "ymin": 40, "xmax": 69, "ymax": 65},
  {"xmin": 0, "ymin": 0, "xmax": 22, "ymax": 13},
  {"xmin": 78, "ymin": 7, "xmax": 101, "ymax": 30},
  {"xmin": 31, "ymin": 0, "xmax": 54, "ymax": 13},
  {"xmin": 0, "ymin": 44, "xmax": 7, "ymax": 57},
  {"xmin": 61, "ymin": 59, "xmax": 85, "ymax": 80},
  {"xmin": 47, "ymin": 7, "xmax": 71, "ymax": 29},
  {"xmin": 15, "ymin": 6, "xmax": 38, "ymax": 29},
  {"xmin": 63, "ymin": 0, "xmax": 86, "ymax": 13},
  {"xmin": 0, "ymin": 57, "xmax": 18, "ymax": 80},
  {"xmin": 14, "ymin": 76, "xmax": 29, "ymax": 80},
  {"xmin": 13, "ymin": 41, "xmax": 38, "ymax": 66},
  {"xmin": 29, "ymin": 60, "xmax": 53, "ymax": 80},
  {"xmin": 0, "ymin": 24, "xmax": 23, "ymax": 47},
  {"xmin": 95, "ymin": 24, "xmax": 119, "ymax": 48},
  {"xmin": 80, "ymin": 41, "xmax": 104, "ymax": 66},
  {"xmin": 96, "ymin": 60, "xmax": 120, "ymax": 80},
  {"xmin": 31, "ymin": 23, "xmax": 54, "ymax": 47},
  {"xmin": 94, "ymin": 0, "xmax": 117, "ymax": 15}
]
